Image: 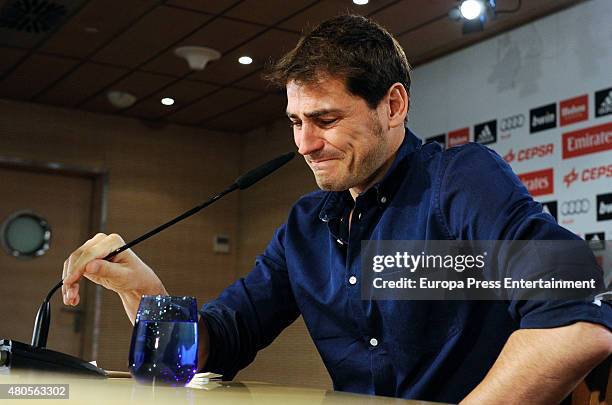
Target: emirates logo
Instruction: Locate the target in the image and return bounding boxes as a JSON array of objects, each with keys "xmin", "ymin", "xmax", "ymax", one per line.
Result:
[
  {"xmin": 564, "ymin": 168, "xmax": 578, "ymax": 188},
  {"xmin": 503, "ymin": 149, "xmax": 515, "ymax": 163}
]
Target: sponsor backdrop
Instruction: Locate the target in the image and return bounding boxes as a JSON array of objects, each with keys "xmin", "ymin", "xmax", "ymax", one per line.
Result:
[{"xmin": 409, "ymin": 0, "xmax": 612, "ymax": 285}]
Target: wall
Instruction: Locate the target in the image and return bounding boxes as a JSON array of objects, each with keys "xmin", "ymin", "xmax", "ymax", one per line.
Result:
[
  {"xmin": 409, "ymin": 0, "xmax": 612, "ymax": 273},
  {"xmin": 0, "ymin": 99, "xmax": 241, "ymax": 370}
]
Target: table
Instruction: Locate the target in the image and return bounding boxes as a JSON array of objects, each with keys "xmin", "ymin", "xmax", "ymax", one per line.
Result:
[{"xmin": 0, "ymin": 371, "xmax": 446, "ymax": 404}]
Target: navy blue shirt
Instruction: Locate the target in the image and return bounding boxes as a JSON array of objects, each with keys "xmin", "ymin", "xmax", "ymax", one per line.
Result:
[{"xmin": 201, "ymin": 130, "xmax": 612, "ymax": 403}]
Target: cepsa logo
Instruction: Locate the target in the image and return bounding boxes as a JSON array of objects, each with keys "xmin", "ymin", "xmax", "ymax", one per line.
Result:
[
  {"xmin": 563, "ymin": 165, "xmax": 612, "ymax": 188},
  {"xmin": 560, "ymin": 94, "xmax": 588, "ymax": 126},
  {"xmin": 503, "ymin": 143, "xmax": 554, "ymax": 163},
  {"xmin": 448, "ymin": 127, "xmax": 469, "ymax": 148},
  {"xmin": 562, "ymin": 122, "xmax": 612, "ymax": 159},
  {"xmin": 518, "ymin": 168, "xmax": 554, "ymax": 197}
]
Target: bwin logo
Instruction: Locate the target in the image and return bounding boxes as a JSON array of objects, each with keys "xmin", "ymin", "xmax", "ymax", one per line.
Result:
[
  {"xmin": 600, "ymin": 200, "xmax": 612, "ymax": 217},
  {"xmin": 532, "ymin": 112, "xmax": 555, "ymax": 127},
  {"xmin": 597, "ymin": 192, "xmax": 612, "ymax": 221},
  {"xmin": 530, "ymin": 103, "xmax": 557, "ymax": 133}
]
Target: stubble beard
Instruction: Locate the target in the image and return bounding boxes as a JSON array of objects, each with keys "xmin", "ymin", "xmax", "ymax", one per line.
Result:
[{"xmin": 314, "ymin": 115, "xmax": 387, "ymax": 192}]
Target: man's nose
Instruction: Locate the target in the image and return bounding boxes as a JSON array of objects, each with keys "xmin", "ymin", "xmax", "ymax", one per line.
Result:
[{"xmin": 295, "ymin": 123, "xmax": 325, "ymax": 156}]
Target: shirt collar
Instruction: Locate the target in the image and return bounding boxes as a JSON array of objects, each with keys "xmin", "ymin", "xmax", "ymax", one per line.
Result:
[{"xmin": 318, "ymin": 127, "xmax": 422, "ymax": 222}]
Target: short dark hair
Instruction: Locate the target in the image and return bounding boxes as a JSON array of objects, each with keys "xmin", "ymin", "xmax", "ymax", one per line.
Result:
[{"xmin": 265, "ymin": 14, "xmax": 411, "ymax": 110}]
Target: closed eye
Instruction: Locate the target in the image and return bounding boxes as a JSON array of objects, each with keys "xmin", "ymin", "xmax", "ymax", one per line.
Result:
[{"xmin": 318, "ymin": 118, "xmax": 338, "ymax": 127}]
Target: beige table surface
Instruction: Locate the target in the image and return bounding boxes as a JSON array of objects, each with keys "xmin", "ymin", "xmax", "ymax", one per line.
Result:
[{"xmin": 0, "ymin": 372, "xmax": 447, "ymax": 404}]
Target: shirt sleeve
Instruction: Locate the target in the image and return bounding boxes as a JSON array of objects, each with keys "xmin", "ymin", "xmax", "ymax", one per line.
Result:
[
  {"xmin": 437, "ymin": 142, "xmax": 612, "ymax": 331},
  {"xmin": 199, "ymin": 223, "xmax": 300, "ymax": 379}
]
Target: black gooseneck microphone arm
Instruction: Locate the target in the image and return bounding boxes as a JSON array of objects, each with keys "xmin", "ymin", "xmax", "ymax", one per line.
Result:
[{"xmin": 31, "ymin": 151, "xmax": 295, "ymax": 349}]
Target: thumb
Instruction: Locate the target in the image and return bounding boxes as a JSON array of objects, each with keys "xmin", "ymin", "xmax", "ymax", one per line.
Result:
[{"xmin": 85, "ymin": 259, "xmax": 122, "ymax": 279}]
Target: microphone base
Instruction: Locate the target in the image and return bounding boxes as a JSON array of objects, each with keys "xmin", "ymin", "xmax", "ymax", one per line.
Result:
[{"xmin": 0, "ymin": 339, "xmax": 106, "ymax": 378}]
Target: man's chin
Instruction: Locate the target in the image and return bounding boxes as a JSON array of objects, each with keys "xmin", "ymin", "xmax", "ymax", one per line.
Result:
[
  {"xmin": 318, "ymin": 184, "xmax": 346, "ymax": 192},
  {"xmin": 314, "ymin": 176, "xmax": 350, "ymax": 192}
]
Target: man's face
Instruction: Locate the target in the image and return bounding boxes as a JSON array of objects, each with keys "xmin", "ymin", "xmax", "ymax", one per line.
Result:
[{"xmin": 286, "ymin": 77, "xmax": 391, "ymax": 193}]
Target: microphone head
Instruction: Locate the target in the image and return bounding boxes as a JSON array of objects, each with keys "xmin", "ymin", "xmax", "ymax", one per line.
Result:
[{"xmin": 235, "ymin": 152, "xmax": 295, "ymax": 190}]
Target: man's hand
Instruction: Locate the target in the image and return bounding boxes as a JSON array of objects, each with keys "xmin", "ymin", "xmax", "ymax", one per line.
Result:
[
  {"xmin": 62, "ymin": 233, "xmax": 211, "ymax": 369},
  {"xmin": 62, "ymin": 233, "xmax": 168, "ymax": 323},
  {"xmin": 462, "ymin": 322, "xmax": 612, "ymax": 404}
]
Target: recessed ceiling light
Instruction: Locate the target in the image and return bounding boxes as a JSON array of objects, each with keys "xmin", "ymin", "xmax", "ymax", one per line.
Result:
[
  {"xmin": 238, "ymin": 56, "xmax": 253, "ymax": 65},
  {"xmin": 161, "ymin": 97, "xmax": 175, "ymax": 106},
  {"xmin": 353, "ymin": 0, "xmax": 369, "ymax": 5}
]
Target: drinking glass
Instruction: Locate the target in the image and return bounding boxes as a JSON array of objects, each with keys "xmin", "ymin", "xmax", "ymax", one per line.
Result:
[{"xmin": 128, "ymin": 295, "xmax": 198, "ymax": 386}]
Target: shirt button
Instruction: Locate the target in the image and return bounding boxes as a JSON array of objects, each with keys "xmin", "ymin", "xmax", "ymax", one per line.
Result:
[
  {"xmin": 380, "ymin": 196, "xmax": 387, "ymax": 204},
  {"xmin": 348, "ymin": 276, "xmax": 357, "ymax": 285},
  {"xmin": 357, "ymin": 213, "xmax": 362, "ymax": 220},
  {"xmin": 369, "ymin": 338, "xmax": 379, "ymax": 347}
]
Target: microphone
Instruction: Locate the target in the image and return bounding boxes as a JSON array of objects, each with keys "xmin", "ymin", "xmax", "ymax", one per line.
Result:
[
  {"xmin": 235, "ymin": 152, "xmax": 295, "ymax": 190},
  {"xmin": 102, "ymin": 151, "xmax": 295, "ymax": 261},
  {"xmin": 1, "ymin": 151, "xmax": 295, "ymax": 376}
]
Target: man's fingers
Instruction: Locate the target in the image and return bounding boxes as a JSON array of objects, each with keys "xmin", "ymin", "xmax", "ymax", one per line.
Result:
[
  {"xmin": 63, "ymin": 233, "xmax": 122, "ymax": 286},
  {"xmin": 62, "ymin": 259, "xmax": 69, "ymax": 304},
  {"xmin": 76, "ymin": 234, "xmax": 125, "ymax": 267},
  {"xmin": 61, "ymin": 233, "xmax": 136, "ymax": 308},
  {"xmin": 84, "ymin": 259, "xmax": 124, "ymax": 281},
  {"xmin": 63, "ymin": 233, "xmax": 107, "ymax": 288},
  {"xmin": 84, "ymin": 260, "xmax": 103, "ymax": 275},
  {"xmin": 67, "ymin": 283, "xmax": 79, "ymax": 306}
]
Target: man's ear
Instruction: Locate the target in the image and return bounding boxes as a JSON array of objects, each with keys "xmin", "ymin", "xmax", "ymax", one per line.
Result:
[{"xmin": 386, "ymin": 83, "xmax": 409, "ymax": 129}]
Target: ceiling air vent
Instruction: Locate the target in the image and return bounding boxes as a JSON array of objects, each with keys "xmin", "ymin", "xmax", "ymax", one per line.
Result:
[
  {"xmin": 0, "ymin": 0, "xmax": 84, "ymax": 48},
  {"xmin": 0, "ymin": 0, "xmax": 67, "ymax": 34}
]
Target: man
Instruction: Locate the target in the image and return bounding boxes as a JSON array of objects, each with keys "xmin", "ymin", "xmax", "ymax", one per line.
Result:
[{"xmin": 62, "ymin": 15, "xmax": 612, "ymax": 404}]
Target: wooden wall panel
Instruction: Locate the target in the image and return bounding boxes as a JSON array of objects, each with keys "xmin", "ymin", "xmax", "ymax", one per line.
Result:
[{"xmin": 0, "ymin": 99, "xmax": 240, "ymax": 370}]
